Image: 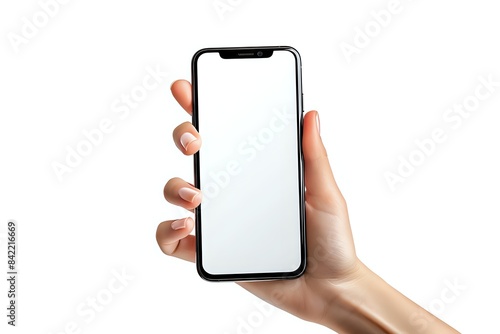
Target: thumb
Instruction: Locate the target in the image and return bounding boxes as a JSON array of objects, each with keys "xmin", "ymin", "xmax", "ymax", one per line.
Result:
[{"xmin": 302, "ymin": 111, "xmax": 345, "ymax": 212}]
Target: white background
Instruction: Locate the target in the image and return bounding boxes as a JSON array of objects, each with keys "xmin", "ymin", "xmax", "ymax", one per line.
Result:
[{"xmin": 1, "ymin": 0, "xmax": 499, "ymax": 333}]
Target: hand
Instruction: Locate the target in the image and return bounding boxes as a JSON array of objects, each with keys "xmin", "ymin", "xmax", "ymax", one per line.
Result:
[
  {"xmin": 156, "ymin": 79, "xmax": 361, "ymax": 326},
  {"xmin": 156, "ymin": 80, "xmax": 459, "ymax": 333}
]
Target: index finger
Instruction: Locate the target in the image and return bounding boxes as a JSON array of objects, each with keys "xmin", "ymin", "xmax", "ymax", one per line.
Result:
[{"xmin": 171, "ymin": 79, "xmax": 192, "ymax": 115}]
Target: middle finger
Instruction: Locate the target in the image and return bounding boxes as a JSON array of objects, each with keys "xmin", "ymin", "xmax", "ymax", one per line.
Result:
[
  {"xmin": 164, "ymin": 177, "xmax": 202, "ymax": 210},
  {"xmin": 173, "ymin": 121, "xmax": 201, "ymax": 155}
]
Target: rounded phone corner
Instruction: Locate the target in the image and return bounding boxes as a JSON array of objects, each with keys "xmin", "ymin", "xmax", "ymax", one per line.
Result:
[
  {"xmin": 279, "ymin": 46, "xmax": 302, "ymax": 64},
  {"xmin": 191, "ymin": 47, "xmax": 211, "ymax": 62},
  {"xmin": 290, "ymin": 260, "xmax": 307, "ymax": 279},
  {"xmin": 196, "ymin": 261, "xmax": 220, "ymax": 282}
]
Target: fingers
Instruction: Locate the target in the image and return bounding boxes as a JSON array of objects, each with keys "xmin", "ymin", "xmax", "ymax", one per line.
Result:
[
  {"xmin": 156, "ymin": 217, "xmax": 196, "ymax": 262},
  {"xmin": 173, "ymin": 121, "xmax": 201, "ymax": 155},
  {"xmin": 171, "ymin": 80, "xmax": 200, "ymax": 155},
  {"xmin": 164, "ymin": 177, "xmax": 202, "ymax": 211},
  {"xmin": 163, "ymin": 80, "xmax": 196, "ymax": 262},
  {"xmin": 302, "ymin": 111, "xmax": 346, "ymax": 212},
  {"xmin": 171, "ymin": 80, "xmax": 192, "ymax": 115}
]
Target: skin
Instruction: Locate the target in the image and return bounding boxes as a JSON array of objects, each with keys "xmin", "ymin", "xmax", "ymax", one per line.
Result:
[{"xmin": 156, "ymin": 80, "xmax": 460, "ymax": 333}]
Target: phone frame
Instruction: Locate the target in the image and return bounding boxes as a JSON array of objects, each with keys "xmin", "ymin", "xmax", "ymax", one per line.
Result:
[{"xmin": 191, "ymin": 46, "xmax": 306, "ymax": 282}]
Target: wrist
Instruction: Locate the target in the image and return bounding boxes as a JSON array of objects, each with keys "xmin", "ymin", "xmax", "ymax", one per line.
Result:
[
  {"xmin": 317, "ymin": 261, "xmax": 387, "ymax": 333},
  {"xmin": 315, "ymin": 261, "xmax": 459, "ymax": 333}
]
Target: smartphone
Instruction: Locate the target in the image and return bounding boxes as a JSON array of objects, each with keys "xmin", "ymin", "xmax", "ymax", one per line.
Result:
[{"xmin": 191, "ymin": 46, "xmax": 306, "ymax": 281}]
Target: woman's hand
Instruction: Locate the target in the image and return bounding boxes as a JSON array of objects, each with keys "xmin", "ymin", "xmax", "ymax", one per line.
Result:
[
  {"xmin": 156, "ymin": 79, "xmax": 459, "ymax": 333},
  {"xmin": 156, "ymin": 79, "xmax": 360, "ymax": 326}
]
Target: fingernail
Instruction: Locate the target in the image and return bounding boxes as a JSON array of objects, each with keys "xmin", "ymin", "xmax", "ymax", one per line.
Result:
[
  {"xmin": 178, "ymin": 187, "xmax": 200, "ymax": 203},
  {"xmin": 180, "ymin": 132, "xmax": 197, "ymax": 151},
  {"xmin": 316, "ymin": 112, "xmax": 321, "ymax": 134},
  {"xmin": 171, "ymin": 218, "xmax": 187, "ymax": 230}
]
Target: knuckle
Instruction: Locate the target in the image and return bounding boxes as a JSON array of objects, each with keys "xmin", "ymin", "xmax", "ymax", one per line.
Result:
[{"xmin": 164, "ymin": 177, "xmax": 181, "ymax": 199}]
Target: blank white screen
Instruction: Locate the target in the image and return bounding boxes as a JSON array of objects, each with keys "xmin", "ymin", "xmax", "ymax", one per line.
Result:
[{"xmin": 197, "ymin": 50, "xmax": 302, "ymax": 275}]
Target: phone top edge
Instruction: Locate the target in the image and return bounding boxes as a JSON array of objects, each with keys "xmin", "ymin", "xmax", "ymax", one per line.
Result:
[
  {"xmin": 192, "ymin": 46, "xmax": 299, "ymax": 56},
  {"xmin": 192, "ymin": 46, "xmax": 302, "ymax": 69}
]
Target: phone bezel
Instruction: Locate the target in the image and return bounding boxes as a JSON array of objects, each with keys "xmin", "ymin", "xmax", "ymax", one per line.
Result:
[{"xmin": 191, "ymin": 46, "xmax": 306, "ymax": 282}]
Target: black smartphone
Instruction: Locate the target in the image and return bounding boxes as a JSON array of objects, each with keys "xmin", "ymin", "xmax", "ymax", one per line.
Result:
[{"xmin": 191, "ymin": 46, "xmax": 306, "ymax": 281}]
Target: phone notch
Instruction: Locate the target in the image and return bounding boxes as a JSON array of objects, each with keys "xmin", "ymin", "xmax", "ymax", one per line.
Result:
[{"xmin": 219, "ymin": 49, "xmax": 273, "ymax": 59}]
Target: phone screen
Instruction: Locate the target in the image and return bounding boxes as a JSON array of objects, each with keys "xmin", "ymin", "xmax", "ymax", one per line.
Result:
[{"xmin": 192, "ymin": 47, "xmax": 306, "ymax": 281}]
